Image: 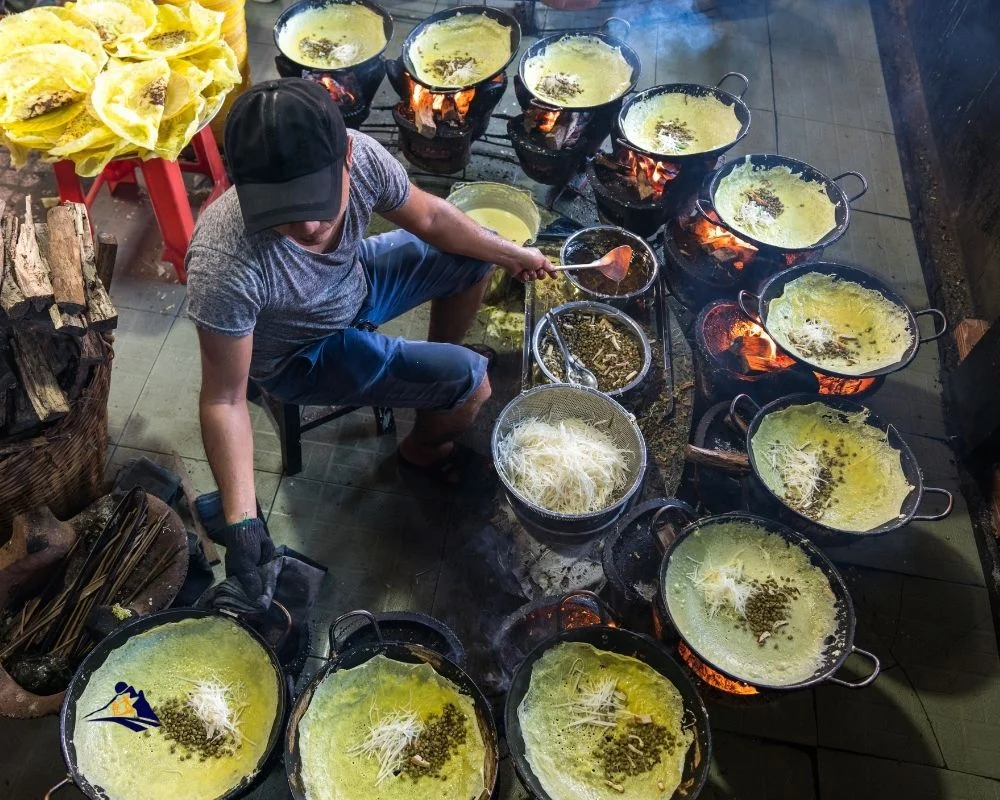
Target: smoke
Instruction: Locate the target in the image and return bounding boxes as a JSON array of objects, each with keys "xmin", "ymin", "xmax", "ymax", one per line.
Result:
[{"xmin": 615, "ymin": 0, "xmax": 720, "ymax": 57}]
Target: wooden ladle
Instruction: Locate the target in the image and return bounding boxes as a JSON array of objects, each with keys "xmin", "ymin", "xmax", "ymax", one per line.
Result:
[{"xmin": 550, "ymin": 245, "xmax": 633, "ymax": 283}]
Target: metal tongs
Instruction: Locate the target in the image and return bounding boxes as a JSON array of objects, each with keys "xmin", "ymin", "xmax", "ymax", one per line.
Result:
[{"xmin": 543, "ymin": 309, "xmax": 599, "ymax": 388}]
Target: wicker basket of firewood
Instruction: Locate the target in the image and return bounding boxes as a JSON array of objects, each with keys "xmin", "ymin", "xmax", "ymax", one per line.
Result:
[{"xmin": 0, "ymin": 197, "xmax": 118, "ymax": 533}]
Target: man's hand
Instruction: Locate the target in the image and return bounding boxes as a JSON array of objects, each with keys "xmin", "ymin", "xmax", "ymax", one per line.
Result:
[
  {"xmin": 222, "ymin": 518, "xmax": 277, "ymax": 601},
  {"xmin": 501, "ymin": 246, "xmax": 556, "ymax": 283}
]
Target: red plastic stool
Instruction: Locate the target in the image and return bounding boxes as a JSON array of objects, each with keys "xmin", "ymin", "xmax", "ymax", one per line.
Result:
[{"xmin": 53, "ymin": 127, "xmax": 229, "ymax": 284}]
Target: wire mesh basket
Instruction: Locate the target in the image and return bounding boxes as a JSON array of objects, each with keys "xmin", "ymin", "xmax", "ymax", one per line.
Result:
[
  {"xmin": 531, "ymin": 300, "xmax": 653, "ymax": 396},
  {"xmin": 491, "ymin": 384, "xmax": 647, "ymax": 538}
]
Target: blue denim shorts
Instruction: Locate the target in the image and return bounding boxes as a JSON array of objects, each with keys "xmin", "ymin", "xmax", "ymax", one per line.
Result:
[{"xmin": 259, "ymin": 230, "xmax": 493, "ymax": 410}]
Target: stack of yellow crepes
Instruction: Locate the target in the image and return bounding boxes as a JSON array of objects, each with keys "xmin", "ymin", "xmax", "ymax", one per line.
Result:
[{"xmin": 0, "ymin": 0, "xmax": 241, "ymax": 177}]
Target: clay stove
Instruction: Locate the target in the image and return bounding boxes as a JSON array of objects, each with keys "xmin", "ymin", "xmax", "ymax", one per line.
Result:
[
  {"xmin": 386, "ymin": 59, "xmax": 507, "ymax": 174},
  {"xmin": 274, "ymin": 58, "xmax": 386, "ymax": 128}
]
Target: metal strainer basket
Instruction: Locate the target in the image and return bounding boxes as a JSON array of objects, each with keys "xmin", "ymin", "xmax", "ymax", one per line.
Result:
[{"xmin": 491, "ymin": 384, "xmax": 647, "ymax": 539}]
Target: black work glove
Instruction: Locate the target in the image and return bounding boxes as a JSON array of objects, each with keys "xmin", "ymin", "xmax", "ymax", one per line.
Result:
[{"xmin": 222, "ymin": 518, "xmax": 277, "ymax": 603}]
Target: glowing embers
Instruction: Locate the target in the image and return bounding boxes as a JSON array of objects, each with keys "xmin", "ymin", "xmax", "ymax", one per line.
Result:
[{"xmin": 677, "ymin": 642, "xmax": 759, "ymax": 696}]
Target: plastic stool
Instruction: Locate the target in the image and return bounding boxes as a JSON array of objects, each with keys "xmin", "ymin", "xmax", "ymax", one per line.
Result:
[{"xmin": 52, "ymin": 127, "xmax": 229, "ymax": 284}]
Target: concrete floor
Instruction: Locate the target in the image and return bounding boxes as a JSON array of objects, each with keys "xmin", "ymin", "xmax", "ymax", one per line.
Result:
[{"xmin": 2, "ymin": 0, "xmax": 1000, "ymax": 798}]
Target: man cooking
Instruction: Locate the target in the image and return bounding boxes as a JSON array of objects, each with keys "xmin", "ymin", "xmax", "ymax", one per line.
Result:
[{"xmin": 186, "ymin": 79, "xmax": 554, "ymax": 599}]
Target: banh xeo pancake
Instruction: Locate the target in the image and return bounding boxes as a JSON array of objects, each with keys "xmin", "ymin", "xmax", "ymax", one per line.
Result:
[
  {"xmin": 114, "ymin": 1, "xmax": 223, "ymax": 60},
  {"xmin": 664, "ymin": 520, "xmax": 841, "ymax": 686},
  {"xmin": 713, "ymin": 159, "xmax": 838, "ymax": 248},
  {"xmin": 522, "ymin": 35, "xmax": 633, "ymax": 107},
  {"xmin": 278, "ymin": 2, "xmax": 386, "ymax": 70},
  {"xmin": 621, "ymin": 92, "xmax": 742, "ymax": 156},
  {"xmin": 765, "ymin": 272, "xmax": 914, "ymax": 375},
  {"xmin": 72, "ymin": 615, "xmax": 280, "ymax": 800},
  {"xmin": 750, "ymin": 401, "xmax": 914, "ymax": 531},
  {"xmin": 296, "ymin": 654, "xmax": 488, "ymax": 800},
  {"xmin": 517, "ymin": 641, "xmax": 693, "ymax": 799},
  {"xmin": 0, "ymin": 44, "xmax": 104, "ymax": 125},
  {"xmin": 408, "ymin": 12, "xmax": 511, "ymax": 87},
  {"xmin": 0, "ymin": 0, "xmax": 239, "ymax": 175}
]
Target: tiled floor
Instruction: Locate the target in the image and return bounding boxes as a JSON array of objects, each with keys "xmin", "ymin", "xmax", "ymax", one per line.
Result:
[{"xmin": 1, "ymin": 0, "xmax": 999, "ymax": 798}]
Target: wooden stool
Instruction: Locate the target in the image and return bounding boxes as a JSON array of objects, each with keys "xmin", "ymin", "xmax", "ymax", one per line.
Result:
[
  {"xmin": 249, "ymin": 382, "xmax": 396, "ymax": 476},
  {"xmin": 52, "ymin": 127, "xmax": 229, "ymax": 284}
]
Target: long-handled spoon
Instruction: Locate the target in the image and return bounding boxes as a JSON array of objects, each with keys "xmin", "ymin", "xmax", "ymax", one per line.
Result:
[
  {"xmin": 549, "ymin": 245, "xmax": 633, "ymax": 283},
  {"xmin": 543, "ymin": 310, "xmax": 599, "ymax": 389}
]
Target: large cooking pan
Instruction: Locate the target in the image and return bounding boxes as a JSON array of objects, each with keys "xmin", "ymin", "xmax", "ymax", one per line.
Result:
[
  {"xmin": 653, "ymin": 504, "xmax": 880, "ymax": 691},
  {"xmin": 737, "ymin": 261, "xmax": 948, "ymax": 379},
  {"xmin": 616, "ymin": 74, "xmax": 752, "ymax": 162},
  {"xmin": 49, "ymin": 608, "xmax": 287, "ymax": 799},
  {"xmin": 697, "ymin": 153, "xmax": 868, "ymax": 252},
  {"xmin": 401, "ymin": 4, "xmax": 521, "ymax": 91},
  {"xmin": 285, "ymin": 610, "xmax": 498, "ymax": 800},
  {"xmin": 516, "ymin": 20, "xmax": 641, "ymax": 112},
  {"xmin": 505, "ymin": 591, "xmax": 711, "ymax": 800},
  {"xmin": 274, "ymin": 0, "xmax": 394, "ymax": 74},
  {"xmin": 729, "ymin": 393, "xmax": 953, "ymax": 542}
]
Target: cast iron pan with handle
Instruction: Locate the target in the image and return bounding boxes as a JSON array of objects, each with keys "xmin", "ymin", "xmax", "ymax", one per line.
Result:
[
  {"xmin": 653, "ymin": 503, "xmax": 881, "ymax": 692},
  {"xmin": 50, "ymin": 607, "xmax": 288, "ymax": 800},
  {"xmin": 728, "ymin": 393, "xmax": 954, "ymax": 544},
  {"xmin": 504, "ymin": 591, "xmax": 711, "ymax": 800},
  {"xmin": 736, "ymin": 260, "xmax": 947, "ymax": 379},
  {"xmin": 697, "ymin": 153, "xmax": 868, "ymax": 253},
  {"xmin": 284, "ymin": 610, "xmax": 498, "ymax": 800}
]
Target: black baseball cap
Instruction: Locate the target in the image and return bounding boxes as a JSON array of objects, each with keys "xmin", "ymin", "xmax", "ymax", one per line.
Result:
[{"xmin": 225, "ymin": 78, "xmax": 348, "ymax": 235}]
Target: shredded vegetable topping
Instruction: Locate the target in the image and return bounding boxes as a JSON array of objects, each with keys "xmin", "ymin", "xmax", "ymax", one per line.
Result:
[
  {"xmin": 555, "ymin": 660, "xmax": 653, "ymax": 730},
  {"xmin": 687, "ymin": 559, "xmax": 756, "ymax": 618},
  {"xmin": 346, "ymin": 709, "xmax": 423, "ymax": 785},
  {"xmin": 496, "ymin": 417, "xmax": 630, "ymax": 514},
  {"xmin": 767, "ymin": 442, "xmax": 832, "ymax": 514},
  {"xmin": 184, "ymin": 676, "xmax": 248, "ymax": 743}
]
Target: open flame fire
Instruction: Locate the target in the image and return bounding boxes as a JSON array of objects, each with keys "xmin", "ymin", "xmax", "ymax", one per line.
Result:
[
  {"xmin": 727, "ymin": 318, "xmax": 797, "ymax": 373},
  {"xmin": 404, "ymin": 77, "xmax": 477, "ymax": 137},
  {"xmin": 320, "ymin": 76, "xmax": 355, "ymax": 105},
  {"xmin": 689, "ymin": 214, "xmax": 759, "ymax": 270},
  {"xmin": 678, "ymin": 642, "xmax": 759, "ymax": 695},
  {"xmin": 622, "ymin": 148, "xmax": 679, "ymax": 202},
  {"xmin": 536, "ymin": 108, "xmax": 560, "ymax": 134}
]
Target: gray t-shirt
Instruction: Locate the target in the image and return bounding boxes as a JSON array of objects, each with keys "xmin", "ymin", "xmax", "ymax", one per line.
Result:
[{"xmin": 185, "ymin": 131, "xmax": 411, "ymax": 379}]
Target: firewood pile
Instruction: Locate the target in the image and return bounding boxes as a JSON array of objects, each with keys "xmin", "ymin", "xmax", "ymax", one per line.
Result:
[{"xmin": 0, "ymin": 197, "xmax": 117, "ymax": 442}]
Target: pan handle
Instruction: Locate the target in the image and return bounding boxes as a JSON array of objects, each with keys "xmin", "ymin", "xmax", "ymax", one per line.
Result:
[
  {"xmin": 912, "ymin": 487, "xmax": 954, "ymax": 521},
  {"xmin": 601, "ymin": 17, "xmax": 631, "ymax": 40},
  {"xmin": 556, "ymin": 590, "xmax": 613, "ymax": 631},
  {"xmin": 831, "ymin": 170, "xmax": 869, "ymax": 203},
  {"xmin": 647, "ymin": 498, "xmax": 697, "ymax": 555},
  {"xmin": 328, "ymin": 610, "xmax": 384, "ymax": 659},
  {"xmin": 44, "ymin": 778, "xmax": 73, "ymax": 799},
  {"xmin": 716, "ymin": 72, "xmax": 750, "ymax": 100},
  {"xmin": 693, "ymin": 197, "xmax": 714, "ymax": 220},
  {"xmin": 727, "ymin": 393, "xmax": 760, "ymax": 436},
  {"xmin": 737, "ymin": 289, "xmax": 762, "ymax": 323},
  {"xmin": 826, "ymin": 646, "xmax": 881, "ymax": 689},
  {"xmin": 913, "ymin": 308, "xmax": 948, "ymax": 343}
]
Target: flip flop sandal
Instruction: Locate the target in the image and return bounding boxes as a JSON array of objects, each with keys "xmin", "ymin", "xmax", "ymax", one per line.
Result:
[
  {"xmin": 398, "ymin": 442, "xmax": 498, "ymax": 495},
  {"xmin": 462, "ymin": 343, "xmax": 497, "ymax": 372}
]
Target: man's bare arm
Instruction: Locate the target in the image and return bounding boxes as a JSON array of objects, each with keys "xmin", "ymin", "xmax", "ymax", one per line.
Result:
[
  {"xmin": 197, "ymin": 328, "xmax": 258, "ymax": 524},
  {"xmin": 382, "ymin": 186, "xmax": 555, "ymax": 281}
]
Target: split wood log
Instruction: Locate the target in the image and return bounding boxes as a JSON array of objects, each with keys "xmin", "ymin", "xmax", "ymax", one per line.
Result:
[
  {"xmin": 96, "ymin": 232, "xmax": 117, "ymax": 291},
  {"xmin": 11, "ymin": 197, "xmax": 54, "ymax": 312},
  {"xmin": 59, "ymin": 312, "xmax": 87, "ymax": 337},
  {"xmin": 10, "ymin": 329, "xmax": 69, "ymax": 421},
  {"xmin": 68, "ymin": 330, "xmax": 106, "ymax": 401},
  {"xmin": 45, "ymin": 204, "xmax": 86, "ymax": 314},
  {"xmin": 684, "ymin": 444, "xmax": 751, "ymax": 475},
  {"xmin": 74, "ymin": 205, "xmax": 117, "ymax": 331},
  {"xmin": 0, "ymin": 214, "xmax": 29, "ymax": 321}
]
